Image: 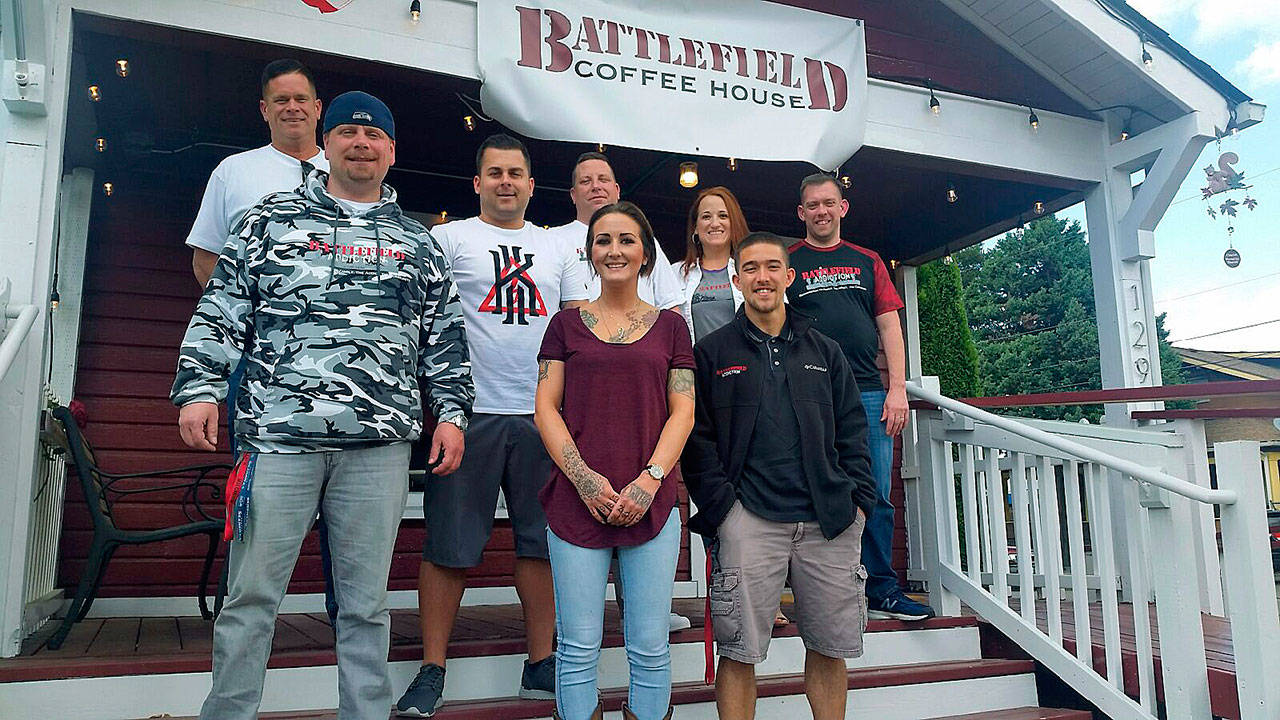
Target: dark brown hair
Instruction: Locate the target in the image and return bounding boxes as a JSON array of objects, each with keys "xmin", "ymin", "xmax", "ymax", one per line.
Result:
[
  {"xmin": 572, "ymin": 151, "xmax": 613, "ymax": 184},
  {"xmin": 681, "ymin": 186, "xmax": 751, "ymax": 275},
  {"xmin": 585, "ymin": 201, "xmax": 657, "ymax": 278},
  {"xmin": 799, "ymin": 172, "xmax": 842, "ymax": 200},
  {"xmin": 733, "ymin": 231, "xmax": 791, "ymax": 267},
  {"xmin": 475, "ymin": 133, "xmax": 531, "ymax": 175},
  {"xmin": 260, "ymin": 59, "xmax": 316, "ymax": 99}
]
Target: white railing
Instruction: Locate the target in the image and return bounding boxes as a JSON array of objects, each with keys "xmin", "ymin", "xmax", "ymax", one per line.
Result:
[
  {"xmin": 1, "ymin": 302, "xmax": 39, "ymax": 385},
  {"xmin": 22, "ymin": 395, "xmax": 68, "ymax": 638},
  {"xmin": 904, "ymin": 378, "xmax": 1280, "ymax": 720}
]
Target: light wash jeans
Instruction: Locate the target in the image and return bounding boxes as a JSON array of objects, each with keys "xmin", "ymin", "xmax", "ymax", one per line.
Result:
[
  {"xmin": 547, "ymin": 508, "xmax": 681, "ymax": 720},
  {"xmin": 858, "ymin": 389, "xmax": 900, "ymax": 602},
  {"xmin": 198, "ymin": 442, "xmax": 410, "ymax": 720}
]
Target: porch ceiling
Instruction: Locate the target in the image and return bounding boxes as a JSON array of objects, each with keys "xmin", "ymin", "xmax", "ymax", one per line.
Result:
[{"xmin": 67, "ymin": 14, "xmax": 1087, "ymax": 266}]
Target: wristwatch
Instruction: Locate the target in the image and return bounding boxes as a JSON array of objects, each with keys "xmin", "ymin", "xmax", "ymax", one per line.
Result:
[
  {"xmin": 440, "ymin": 413, "xmax": 469, "ymax": 433},
  {"xmin": 644, "ymin": 463, "xmax": 665, "ymax": 481}
]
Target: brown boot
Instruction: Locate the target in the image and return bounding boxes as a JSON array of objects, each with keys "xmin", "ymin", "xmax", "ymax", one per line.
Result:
[{"xmin": 621, "ymin": 704, "xmax": 674, "ymax": 720}]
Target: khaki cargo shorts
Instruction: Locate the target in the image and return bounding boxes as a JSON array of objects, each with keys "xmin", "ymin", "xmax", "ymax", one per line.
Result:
[{"xmin": 709, "ymin": 501, "xmax": 868, "ymax": 664}]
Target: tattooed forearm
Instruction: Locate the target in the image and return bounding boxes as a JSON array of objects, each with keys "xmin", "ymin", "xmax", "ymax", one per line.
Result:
[
  {"xmin": 667, "ymin": 368, "xmax": 695, "ymax": 399},
  {"xmin": 537, "ymin": 360, "xmax": 550, "ymax": 383},
  {"xmin": 562, "ymin": 441, "xmax": 603, "ymax": 497}
]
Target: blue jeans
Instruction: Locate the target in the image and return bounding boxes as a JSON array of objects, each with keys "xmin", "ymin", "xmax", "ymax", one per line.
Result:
[
  {"xmin": 227, "ymin": 358, "xmax": 338, "ymax": 623},
  {"xmin": 859, "ymin": 390, "xmax": 899, "ymax": 602},
  {"xmin": 199, "ymin": 443, "xmax": 410, "ymax": 720},
  {"xmin": 547, "ymin": 508, "xmax": 681, "ymax": 720}
]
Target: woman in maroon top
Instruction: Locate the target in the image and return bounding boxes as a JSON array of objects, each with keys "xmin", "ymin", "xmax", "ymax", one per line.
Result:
[{"xmin": 534, "ymin": 202, "xmax": 696, "ymax": 720}]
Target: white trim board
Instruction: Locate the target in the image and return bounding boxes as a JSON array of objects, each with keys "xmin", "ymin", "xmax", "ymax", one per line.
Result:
[
  {"xmin": 82, "ymin": 581, "xmax": 704, "ymax": 619},
  {"xmin": 0, "ymin": 626, "xmax": 983, "ymax": 719}
]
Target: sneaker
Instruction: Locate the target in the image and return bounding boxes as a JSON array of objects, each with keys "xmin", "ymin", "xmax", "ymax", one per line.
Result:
[
  {"xmin": 668, "ymin": 612, "xmax": 692, "ymax": 632},
  {"xmin": 519, "ymin": 654, "xmax": 556, "ymax": 700},
  {"xmin": 396, "ymin": 663, "xmax": 445, "ymax": 717},
  {"xmin": 867, "ymin": 592, "xmax": 936, "ymax": 621}
]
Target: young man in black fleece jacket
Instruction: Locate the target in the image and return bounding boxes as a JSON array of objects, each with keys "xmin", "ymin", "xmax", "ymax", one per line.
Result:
[{"xmin": 681, "ymin": 231, "xmax": 876, "ymax": 720}]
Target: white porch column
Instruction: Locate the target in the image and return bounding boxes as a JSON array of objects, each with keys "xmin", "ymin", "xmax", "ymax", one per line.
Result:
[
  {"xmin": 0, "ymin": 2, "xmax": 72, "ymax": 657},
  {"xmin": 1083, "ymin": 111, "xmax": 1217, "ymax": 602}
]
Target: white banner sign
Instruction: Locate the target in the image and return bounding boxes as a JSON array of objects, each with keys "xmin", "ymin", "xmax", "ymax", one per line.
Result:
[{"xmin": 477, "ymin": 0, "xmax": 868, "ymax": 170}]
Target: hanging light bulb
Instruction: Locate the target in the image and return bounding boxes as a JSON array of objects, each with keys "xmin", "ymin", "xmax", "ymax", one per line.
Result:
[
  {"xmin": 678, "ymin": 162, "xmax": 699, "ymax": 188},
  {"xmin": 87, "ymin": 85, "xmax": 102, "ymax": 102},
  {"xmin": 409, "ymin": 0, "xmax": 421, "ymax": 22},
  {"xmin": 839, "ymin": 175, "xmax": 852, "ymax": 189},
  {"xmin": 1119, "ymin": 126, "xmax": 1130, "ymax": 142},
  {"xmin": 440, "ymin": 210, "xmax": 447, "ymax": 220},
  {"xmin": 1140, "ymin": 36, "xmax": 1153, "ymax": 70},
  {"xmin": 50, "ymin": 288, "xmax": 60, "ymax": 311},
  {"xmin": 1028, "ymin": 107, "xmax": 1040, "ymax": 132},
  {"xmin": 102, "ymin": 182, "xmax": 114, "ymax": 197},
  {"xmin": 95, "ymin": 137, "xmax": 107, "ymax": 153},
  {"xmin": 946, "ymin": 183, "xmax": 958, "ymax": 204},
  {"xmin": 115, "ymin": 59, "xmax": 129, "ymax": 78},
  {"xmin": 462, "ymin": 115, "xmax": 476, "ymax": 132},
  {"xmin": 928, "ymin": 80, "xmax": 940, "ymax": 115},
  {"xmin": 727, "ymin": 157, "xmax": 738, "ymax": 172},
  {"xmin": 1033, "ymin": 200, "xmax": 1045, "ymax": 215}
]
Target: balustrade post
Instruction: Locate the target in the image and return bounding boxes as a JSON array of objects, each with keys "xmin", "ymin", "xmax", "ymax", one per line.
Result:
[
  {"xmin": 1144, "ymin": 485, "xmax": 1212, "ymax": 719},
  {"xmin": 1213, "ymin": 441, "xmax": 1280, "ymax": 720},
  {"xmin": 916, "ymin": 398, "xmax": 961, "ymax": 616}
]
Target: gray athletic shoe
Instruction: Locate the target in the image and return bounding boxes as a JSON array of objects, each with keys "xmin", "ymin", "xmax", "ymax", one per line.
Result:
[
  {"xmin": 396, "ymin": 663, "xmax": 445, "ymax": 717},
  {"xmin": 668, "ymin": 612, "xmax": 692, "ymax": 632}
]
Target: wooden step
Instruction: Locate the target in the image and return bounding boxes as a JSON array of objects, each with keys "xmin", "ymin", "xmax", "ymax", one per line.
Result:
[
  {"xmin": 930, "ymin": 707, "xmax": 1093, "ymax": 720},
  {"xmin": 242, "ymin": 659, "xmax": 1039, "ymax": 720}
]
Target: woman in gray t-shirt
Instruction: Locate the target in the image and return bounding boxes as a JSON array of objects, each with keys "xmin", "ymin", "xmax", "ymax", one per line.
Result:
[{"xmin": 673, "ymin": 186, "xmax": 751, "ymax": 343}]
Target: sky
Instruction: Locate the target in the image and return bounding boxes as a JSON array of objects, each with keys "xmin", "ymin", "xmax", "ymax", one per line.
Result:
[{"xmin": 1051, "ymin": 0, "xmax": 1280, "ymax": 351}]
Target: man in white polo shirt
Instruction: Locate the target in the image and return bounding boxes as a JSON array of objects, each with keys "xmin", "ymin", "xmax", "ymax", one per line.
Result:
[
  {"xmin": 186, "ymin": 59, "xmax": 329, "ymax": 285},
  {"xmin": 184, "ymin": 59, "xmax": 339, "ymax": 623},
  {"xmin": 547, "ymin": 151, "xmax": 683, "ymax": 311},
  {"xmin": 397, "ymin": 134, "xmax": 589, "ymax": 717}
]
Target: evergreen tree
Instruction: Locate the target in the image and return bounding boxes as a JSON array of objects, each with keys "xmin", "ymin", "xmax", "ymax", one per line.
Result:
[
  {"xmin": 918, "ymin": 258, "xmax": 982, "ymax": 399},
  {"xmin": 955, "ymin": 215, "xmax": 1185, "ymax": 421}
]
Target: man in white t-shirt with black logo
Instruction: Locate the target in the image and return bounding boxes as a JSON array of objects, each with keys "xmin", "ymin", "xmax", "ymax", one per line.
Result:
[
  {"xmin": 186, "ymin": 59, "xmax": 329, "ymax": 286},
  {"xmin": 547, "ymin": 151, "xmax": 683, "ymax": 311},
  {"xmin": 397, "ymin": 134, "xmax": 589, "ymax": 717}
]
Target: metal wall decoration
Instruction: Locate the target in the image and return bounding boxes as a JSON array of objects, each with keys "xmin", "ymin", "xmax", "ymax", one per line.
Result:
[{"xmin": 1200, "ymin": 150, "xmax": 1260, "ymax": 267}]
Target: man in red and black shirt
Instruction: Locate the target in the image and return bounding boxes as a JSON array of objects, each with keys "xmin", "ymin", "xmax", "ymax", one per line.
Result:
[{"xmin": 786, "ymin": 174, "xmax": 936, "ymax": 621}]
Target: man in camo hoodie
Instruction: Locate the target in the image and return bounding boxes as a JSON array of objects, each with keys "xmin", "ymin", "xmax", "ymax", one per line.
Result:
[{"xmin": 171, "ymin": 91, "xmax": 473, "ymax": 720}]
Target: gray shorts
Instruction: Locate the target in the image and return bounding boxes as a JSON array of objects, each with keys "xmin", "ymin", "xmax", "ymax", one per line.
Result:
[
  {"xmin": 709, "ymin": 501, "xmax": 868, "ymax": 663},
  {"xmin": 421, "ymin": 414, "xmax": 552, "ymax": 567}
]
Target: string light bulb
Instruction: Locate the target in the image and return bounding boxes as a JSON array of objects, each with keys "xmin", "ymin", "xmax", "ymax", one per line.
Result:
[
  {"xmin": 462, "ymin": 115, "xmax": 476, "ymax": 132},
  {"xmin": 678, "ymin": 162, "xmax": 699, "ymax": 188},
  {"xmin": 50, "ymin": 288, "xmax": 60, "ymax": 311},
  {"xmin": 927, "ymin": 79, "xmax": 940, "ymax": 115},
  {"xmin": 409, "ymin": 0, "xmax": 421, "ymax": 22},
  {"xmin": 102, "ymin": 182, "xmax": 114, "ymax": 197},
  {"xmin": 1028, "ymin": 106, "xmax": 1040, "ymax": 132},
  {"xmin": 95, "ymin": 137, "xmax": 107, "ymax": 153},
  {"xmin": 946, "ymin": 183, "xmax": 958, "ymax": 204},
  {"xmin": 597, "ymin": 143, "xmax": 606, "ymax": 152},
  {"xmin": 839, "ymin": 175, "xmax": 852, "ymax": 189},
  {"xmin": 88, "ymin": 85, "xmax": 101, "ymax": 102},
  {"xmin": 1119, "ymin": 126, "xmax": 1130, "ymax": 142},
  {"xmin": 1140, "ymin": 36, "xmax": 1153, "ymax": 70},
  {"xmin": 727, "ymin": 157, "xmax": 738, "ymax": 172},
  {"xmin": 115, "ymin": 59, "xmax": 129, "ymax": 78},
  {"xmin": 1033, "ymin": 200, "xmax": 1045, "ymax": 215}
]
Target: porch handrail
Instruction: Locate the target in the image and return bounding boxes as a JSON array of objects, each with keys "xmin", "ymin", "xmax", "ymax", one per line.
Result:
[
  {"xmin": 906, "ymin": 377, "xmax": 1280, "ymax": 720},
  {"xmin": 1, "ymin": 303, "xmax": 40, "ymax": 385},
  {"xmin": 906, "ymin": 382, "xmax": 1237, "ymax": 506}
]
